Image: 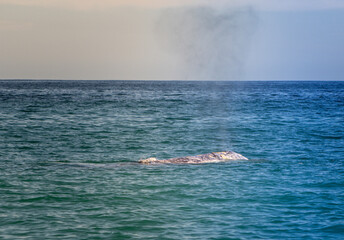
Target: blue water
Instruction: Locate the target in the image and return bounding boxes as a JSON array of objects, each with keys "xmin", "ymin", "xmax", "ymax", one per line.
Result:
[{"xmin": 0, "ymin": 80, "xmax": 343, "ymax": 239}]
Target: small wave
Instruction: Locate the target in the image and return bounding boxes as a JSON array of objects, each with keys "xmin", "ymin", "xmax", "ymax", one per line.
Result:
[
  {"xmin": 51, "ymin": 162, "xmax": 138, "ymax": 168},
  {"xmin": 309, "ymin": 133, "xmax": 343, "ymax": 139},
  {"xmin": 321, "ymin": 224, "xmax": 344, "ymax": 233}
]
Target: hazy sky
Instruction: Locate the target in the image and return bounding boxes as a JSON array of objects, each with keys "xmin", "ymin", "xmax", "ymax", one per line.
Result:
[{"xmin": 1, "ymin": 0, "xmax": 343, "ymax": 80}]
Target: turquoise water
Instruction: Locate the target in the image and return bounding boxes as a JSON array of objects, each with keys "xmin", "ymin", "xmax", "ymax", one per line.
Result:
[{"xmin": 0, "ymin": 80, "xmax": 343, "ymax": 239}]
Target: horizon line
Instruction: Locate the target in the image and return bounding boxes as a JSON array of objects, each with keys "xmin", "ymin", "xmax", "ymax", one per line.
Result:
[{"xmin": 0, "ymin": 79, "xmax": 343, "ymax": 82}]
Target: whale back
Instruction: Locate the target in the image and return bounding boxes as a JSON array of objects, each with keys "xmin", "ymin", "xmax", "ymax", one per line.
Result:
[{"xmin": 139, "ymin": 151, "xmax": 248, "ymax": 164}]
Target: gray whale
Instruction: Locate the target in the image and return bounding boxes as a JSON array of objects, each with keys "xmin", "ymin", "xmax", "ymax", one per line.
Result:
[{"xmin": 139, "ymin": 151, "xmax": 248, "ymax": 164}]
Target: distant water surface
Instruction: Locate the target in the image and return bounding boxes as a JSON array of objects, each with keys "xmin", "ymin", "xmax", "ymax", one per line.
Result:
[{"xmin": 0, "ymin": 80, "xmax": 343, "ymax": 239}]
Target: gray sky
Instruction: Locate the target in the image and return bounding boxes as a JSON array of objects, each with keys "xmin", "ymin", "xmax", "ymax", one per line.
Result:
[{"xmin": 1, "ymin": 0, "xmax": 344, "ymax": 80}]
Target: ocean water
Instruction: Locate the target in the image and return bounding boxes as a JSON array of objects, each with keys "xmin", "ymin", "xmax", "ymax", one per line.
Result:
[{"xmin": 0, "ymin": 80, "xmax": 343, "ymax": 239}]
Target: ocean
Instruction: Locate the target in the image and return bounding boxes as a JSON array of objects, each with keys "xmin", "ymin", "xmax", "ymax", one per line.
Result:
[{"xmin": 0, "ymin": 80, "xmax": 343, "ymax": 239}]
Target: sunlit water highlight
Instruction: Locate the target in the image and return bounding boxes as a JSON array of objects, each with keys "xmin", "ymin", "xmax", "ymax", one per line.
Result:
[{"xmin": 0, "ymin": 81, "xmax": 343, "ymax": 239}]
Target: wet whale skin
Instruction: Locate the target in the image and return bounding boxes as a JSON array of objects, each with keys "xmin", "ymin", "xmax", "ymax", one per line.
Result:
[{"xmin": 139, "ymin": 151, "xmax": 248, "ymax": 164}]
